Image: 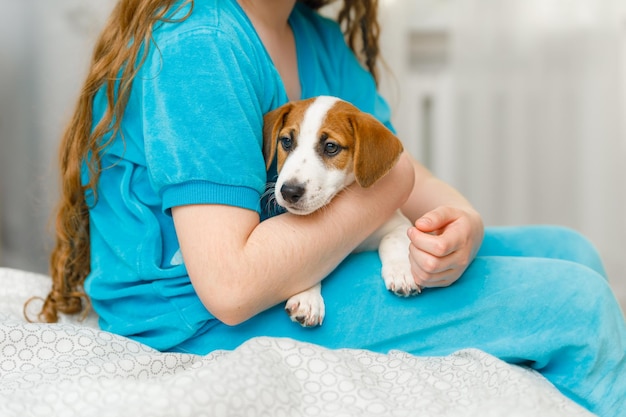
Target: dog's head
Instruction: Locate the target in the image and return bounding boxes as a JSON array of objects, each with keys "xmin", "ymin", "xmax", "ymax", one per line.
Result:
[{"xmin": 263, "ymin": 96, "xmax": 403, "ymax": 215}]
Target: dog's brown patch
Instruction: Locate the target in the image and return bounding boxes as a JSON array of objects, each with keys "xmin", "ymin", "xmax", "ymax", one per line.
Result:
[
  {"xmin": 263, "ymin": 98, "xmax": 314, "ymax": 172},
  {"xmin": 263, "ymin": 97, "xmax": 403, "ymax": 187},
  {"xmin": 315, "ymin": 103, "xmax": 356, "ymax": 172},
  {"xmin": 324, "ymin": 100, "xmax": 403, "ymax": 187}
]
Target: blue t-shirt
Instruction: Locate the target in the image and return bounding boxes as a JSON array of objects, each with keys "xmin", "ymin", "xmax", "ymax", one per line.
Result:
[{"xmin": 85, "ymin": 0, "xmax": 394, "ymax": 351}]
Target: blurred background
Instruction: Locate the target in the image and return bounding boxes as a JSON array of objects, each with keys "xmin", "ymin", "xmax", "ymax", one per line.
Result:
[{"xmin": 0, "ymin": 0, "xmax": 624, "ymax": 312}]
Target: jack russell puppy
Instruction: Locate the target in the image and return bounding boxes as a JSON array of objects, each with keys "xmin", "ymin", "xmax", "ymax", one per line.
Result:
[{"xmin": 263, "ymin": 95, "xmax": 420, "ymax": 327}]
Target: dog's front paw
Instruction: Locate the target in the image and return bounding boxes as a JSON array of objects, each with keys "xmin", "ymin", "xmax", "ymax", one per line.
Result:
[
  {"xmin": 382, "ymin": 260, "xmax": 421, "ymax": 297},
  {"xmin": 285, "ymin": 290, "xmax": 325, "ymax": 327}
]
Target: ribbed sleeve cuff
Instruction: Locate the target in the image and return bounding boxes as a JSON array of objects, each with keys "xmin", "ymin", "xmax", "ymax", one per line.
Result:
[{"xmin": 161, "ymin": 180, "xmax": 261, "ymax": 215}]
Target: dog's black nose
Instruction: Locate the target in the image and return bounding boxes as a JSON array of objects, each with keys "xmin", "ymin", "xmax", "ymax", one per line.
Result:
[{"xmin": 281, "ymin": 183, "xmax": 305, "ymax": 204}]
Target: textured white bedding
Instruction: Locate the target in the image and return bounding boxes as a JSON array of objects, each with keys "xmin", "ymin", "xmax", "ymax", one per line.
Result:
[{"xmin": 0, "ymin": 267, "xmax": 594, "ymax": 417}]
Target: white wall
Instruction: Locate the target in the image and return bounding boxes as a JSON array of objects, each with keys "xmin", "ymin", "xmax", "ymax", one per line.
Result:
[{"xmin": 0, "ymin": 0, "xmax": 115, "ymax": 271}]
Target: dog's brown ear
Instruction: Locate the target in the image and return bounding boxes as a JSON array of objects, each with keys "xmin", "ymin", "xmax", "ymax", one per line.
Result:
[
  {"xmin": 262, "ymin": 104, "xmax": 292, "ymax": 171},
  {"xmin": 352, "ymin": 113, "xmax": 404, "ymax": 188}
]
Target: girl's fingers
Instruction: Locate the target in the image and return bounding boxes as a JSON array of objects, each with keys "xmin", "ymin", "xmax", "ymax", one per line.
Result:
[
  {"xmin": 408, "ymin": 227, "xmax": 460, "ymax": 258},
  {"xmin": 408, "ymin": 245, "xmax": 462, "ymax": 286},
  {"xmin": 406, "ymin": 206, "xmax": 483, "ymax": 289}
]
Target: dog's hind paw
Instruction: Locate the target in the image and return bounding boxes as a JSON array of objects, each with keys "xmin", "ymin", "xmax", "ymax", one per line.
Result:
[
  {"xmin": 382, "ymin": 260, "xmax": 421, "ymax": 297},
  {"xmin": 285, "ymin": 291, "xmax": 325, "ymax": 327}
]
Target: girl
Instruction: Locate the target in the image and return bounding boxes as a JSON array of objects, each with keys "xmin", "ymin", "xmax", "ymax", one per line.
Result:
[{"xmin": 34, "ymin": 1, "xmax": 626, "ymax": 415}]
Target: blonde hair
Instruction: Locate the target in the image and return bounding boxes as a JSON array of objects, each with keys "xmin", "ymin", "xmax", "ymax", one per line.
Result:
[{"xmin": 29, "ymin": 0, "xmax": 382, "ymax": 322}]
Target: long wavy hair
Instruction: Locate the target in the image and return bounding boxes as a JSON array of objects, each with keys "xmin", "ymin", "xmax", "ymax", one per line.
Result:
[{"xmin": 28, "ymin": 0, "xmax": 382, "ymax": 323}]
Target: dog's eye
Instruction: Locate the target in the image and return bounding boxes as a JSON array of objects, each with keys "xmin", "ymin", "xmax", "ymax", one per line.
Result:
[
  {"xmin": 280, "ymin": 136, "xmax": 293, "ymax": 151},
  {"xmin": 324, "ymin": 142, "xmax": 340, "ymax": 156}
]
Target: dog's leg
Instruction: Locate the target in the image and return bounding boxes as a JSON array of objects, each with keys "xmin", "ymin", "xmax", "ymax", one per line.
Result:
[
  {"xmin": 285, "ymin": 283, "xmax": 325, "ymax": 327},
  {"xmin": 376, "ymin": 212, "xmax": 421, "ymax": 297}
]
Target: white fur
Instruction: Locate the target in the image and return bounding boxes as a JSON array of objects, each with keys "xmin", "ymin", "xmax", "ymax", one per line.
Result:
[
  {"xmin": 279, "ymin": 97, "xmax": 418, "ymax": 327},
  {"xmin": 274, "ymin": 96, "xmax": 348, "ymax": 215},
  {"xmin": 357, "ymin": 211, "xmax": 419, "ymax": 297},
  {"xmin": 284, "ymin": 283, "xmax": 325, "ymax": 327}
]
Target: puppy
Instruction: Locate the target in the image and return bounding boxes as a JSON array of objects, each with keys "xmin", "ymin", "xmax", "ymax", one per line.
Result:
[{"xmin": 263, "ymin": 95, "xmax": 419, "ymax": 327}]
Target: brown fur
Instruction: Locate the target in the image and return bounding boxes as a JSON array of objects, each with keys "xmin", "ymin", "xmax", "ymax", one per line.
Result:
[
  {"xmin": 263, "ymin": 98, "xmax": 403, "ymax": 188},
  {"xmin": 315, "ymin": 128, "xmax": 354, "ymax": 173}
]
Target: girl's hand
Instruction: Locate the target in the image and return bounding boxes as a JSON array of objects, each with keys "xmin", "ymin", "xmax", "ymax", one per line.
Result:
[{"xmin": 406, "ymin": 206, "xmax": 484, "ymax": 289}]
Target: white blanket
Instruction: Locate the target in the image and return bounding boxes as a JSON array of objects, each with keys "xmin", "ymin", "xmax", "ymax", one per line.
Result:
[{"xmin": 0, "ymin": 267, "xmax": 594, "ymax": 417}]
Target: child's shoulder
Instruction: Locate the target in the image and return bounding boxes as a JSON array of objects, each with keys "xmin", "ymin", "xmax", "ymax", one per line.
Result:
[{"xmin": 152, "ymin": 0, "xmax": 255, "ymax": 47}]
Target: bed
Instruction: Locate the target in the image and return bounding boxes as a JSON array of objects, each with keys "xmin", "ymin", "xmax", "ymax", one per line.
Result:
[{"xmin": 0, "ymin": 267, "xmax": 594, "ymax": 417}]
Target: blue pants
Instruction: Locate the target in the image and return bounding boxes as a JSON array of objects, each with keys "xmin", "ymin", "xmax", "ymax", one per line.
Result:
[{"xmin": 177, "ymin": 226, "xmax": 626, "ymax": 417}]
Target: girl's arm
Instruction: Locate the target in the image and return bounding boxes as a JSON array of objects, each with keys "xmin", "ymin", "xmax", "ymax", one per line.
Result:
[
  {"xmin": 401, "ymin": 154, "xmax": 485, "ymax": 289},
  {"xmin": 173, "ymin": 153, "xmax": 415, "ymax": 325}
]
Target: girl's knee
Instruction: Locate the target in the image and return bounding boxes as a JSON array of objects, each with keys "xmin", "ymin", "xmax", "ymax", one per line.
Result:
[
  {"xmin": 540, "ymin": 225, "xmax": 606, "ymax": 277},
  {"xmin": 525, "ymin": 259, "xmax": 617, "ymax": 338},
  {"xmin": 468, "ymin": 255, "xmax": 609, "ymax": 323},
  {"xmin": 480, "ymin": 225, "xmax": 606, "ymax": 277}
]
